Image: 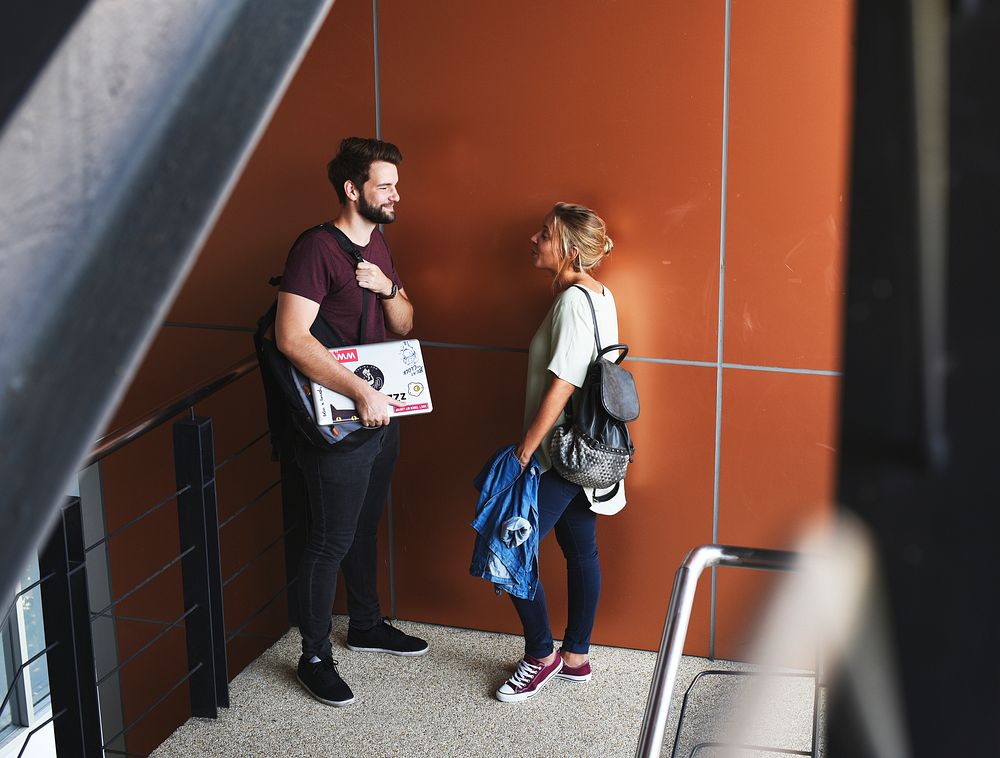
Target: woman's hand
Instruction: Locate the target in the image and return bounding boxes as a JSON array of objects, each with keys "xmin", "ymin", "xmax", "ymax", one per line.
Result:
[
  {"xmin": 517, "ymin": 375, "xmax": 576, "ymax": 469},
  {"xmin": 515, "ymin": 445, "xmax": 532, "ymax": 469}
]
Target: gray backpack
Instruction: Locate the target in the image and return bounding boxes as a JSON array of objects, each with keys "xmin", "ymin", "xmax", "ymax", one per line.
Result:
[{"xmin": 549, "ymin": 286, "xmax": 639, "ymax": 502}]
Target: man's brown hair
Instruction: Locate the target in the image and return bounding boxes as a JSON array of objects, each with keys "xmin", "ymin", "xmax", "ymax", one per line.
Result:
[{"xmin": 327, "ymin": 137, "xmax": 403, "ymax": 204}]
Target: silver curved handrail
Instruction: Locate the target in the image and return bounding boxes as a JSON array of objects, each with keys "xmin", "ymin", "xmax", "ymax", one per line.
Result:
[{"xmin": 635, "ymin": 544, "xmax": 800, "ymax": 758}]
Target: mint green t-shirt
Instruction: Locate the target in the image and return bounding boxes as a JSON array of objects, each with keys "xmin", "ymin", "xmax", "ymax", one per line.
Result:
[{"xmin": 523, "ymin": 285, "xmax": 626, "ymax": 514}]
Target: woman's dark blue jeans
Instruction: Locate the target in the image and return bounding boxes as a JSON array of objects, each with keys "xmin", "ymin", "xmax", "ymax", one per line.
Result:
[
  {"xmin": 294, "ymin": 423, "xmax": 399, "ymax": 659},
  {"xmin": 510, "ymin": 469, "xmax": 601, "ymax": 659}
]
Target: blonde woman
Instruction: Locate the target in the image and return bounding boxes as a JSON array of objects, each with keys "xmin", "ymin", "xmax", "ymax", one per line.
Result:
[{"xmin": 495, "ymin": 202, "xmax": 624, "ymax": 703}]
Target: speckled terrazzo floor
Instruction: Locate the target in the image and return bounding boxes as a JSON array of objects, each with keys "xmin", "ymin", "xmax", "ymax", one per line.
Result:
[{"xmin": 150, "ymin": 616, "xmax": 822, "ymax": 758}]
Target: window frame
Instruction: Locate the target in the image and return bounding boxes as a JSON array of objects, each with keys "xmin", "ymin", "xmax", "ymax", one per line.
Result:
[
  {"xmin": 0, "ymin": 614, "xmax": 18, "ymax": 744},
  {"xmin": 0, "ymin": 574, "xmax": 53, "ymax": 758}
]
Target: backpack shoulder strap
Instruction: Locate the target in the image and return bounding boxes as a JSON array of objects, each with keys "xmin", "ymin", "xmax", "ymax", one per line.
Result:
[
  {"xmin": 318, "ymin": 222, "xmax": 369, "ymax": 344},
  {"xmin": 257, "ymin": 224, "xmax": 358, "ymax": 348},
  {"xmin": 272, "ymin": 223, "xmax": 368, "ymax": 345},
  {"xmin": 318, "ymin": 222, "xmax": 364, "ymax": 263},
  {"xmin": 570, "ymin": 284, "xmax": 602, "ymax": 352}
]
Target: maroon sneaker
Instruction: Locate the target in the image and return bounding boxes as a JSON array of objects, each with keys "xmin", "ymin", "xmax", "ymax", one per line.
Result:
[
  {"xmin": 495, "ymin": 654, "xmax": 564, "ymax": 703},
  {"xmin": 555, "ymin": 650, "xmax": 592, "ymax": 682}
]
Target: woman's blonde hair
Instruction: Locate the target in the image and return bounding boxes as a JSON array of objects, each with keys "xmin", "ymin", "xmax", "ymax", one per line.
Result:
[{"xmin": 549, "ymin": 202, "xmax": 614, "ymax": 286}]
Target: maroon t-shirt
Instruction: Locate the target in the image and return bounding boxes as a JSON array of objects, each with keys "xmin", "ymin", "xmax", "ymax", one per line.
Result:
[{"xmin": 279, "ymin": 225, "xmax": 403, "ymax": 344}]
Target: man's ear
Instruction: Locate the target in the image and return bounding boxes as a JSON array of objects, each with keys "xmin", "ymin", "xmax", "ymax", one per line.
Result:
[{"xmin": 344, "ymin": 180, "xmax": 359, "ymax": 202}]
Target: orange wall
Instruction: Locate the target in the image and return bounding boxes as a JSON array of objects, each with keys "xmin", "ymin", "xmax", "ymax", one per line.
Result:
[
  {"xmin": 715, "ymin": 0, "xmax": 851, "ymax": 658},
  {"xmin": 378, "ymin": 0, "xmax": 851, "ymax": 658},
  {"xmin": 102, "ymin": 7, "xmax": 853, "ymax": 737},
  {"xmin": 379, "ymin": 0, "xmax": 728, "ymax": 658}
]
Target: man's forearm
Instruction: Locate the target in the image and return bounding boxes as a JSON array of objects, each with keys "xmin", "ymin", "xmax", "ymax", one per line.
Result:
[
  {"xmin": 281, "ymin": 333, "xmax": 372, "ymax": 400},
  {"xmin": 516, "ymin": 376, "xmax": 576, "ymax": 465},
  {"xmin": 381, "ymin": 291, "xmax": 414, "ymax": 335}
]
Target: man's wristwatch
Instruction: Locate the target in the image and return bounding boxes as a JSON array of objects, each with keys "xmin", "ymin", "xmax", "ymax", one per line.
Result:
[{"xmin": 378, "ymin": 282, "xmax": 398, "ymax": 300}]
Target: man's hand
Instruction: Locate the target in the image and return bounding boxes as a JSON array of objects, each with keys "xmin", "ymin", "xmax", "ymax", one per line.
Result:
[
  {"xmin": 356, "ymin": 260, "xmax": 394, "ymax": 297},
  {"xmin": 355, "ymin": 383, "xmax": 407, "ymax": 428}
]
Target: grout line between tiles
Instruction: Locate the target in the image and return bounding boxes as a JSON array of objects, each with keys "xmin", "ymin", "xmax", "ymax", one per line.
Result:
[
  {"xmin": 373, "ymin": 0, "xmax": 381, "ymax": 139},
  {"xmin": 162, "ymin": 321, "xmax": 255, "ymax": 333},
  {"xmin": 710, "ymin": 0, "xmax": 734, "ymax": 660},
  {"xmin": 419, "ymin": 342, "xmax": 841, "ymax": 376}
]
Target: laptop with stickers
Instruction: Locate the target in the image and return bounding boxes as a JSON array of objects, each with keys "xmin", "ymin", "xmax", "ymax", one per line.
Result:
[{"xmin": 309, "ymin": 339, "xmax": 433, "ymax": 425}]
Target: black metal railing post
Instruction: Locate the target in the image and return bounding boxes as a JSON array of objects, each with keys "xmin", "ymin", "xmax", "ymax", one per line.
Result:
[
  {"xmin": 173, "ymin": 416, "xmax": 228, "ymax": 715},
  {"xmin": 39, "ymin": 497, "xmax": 103, "ymax": 757}
]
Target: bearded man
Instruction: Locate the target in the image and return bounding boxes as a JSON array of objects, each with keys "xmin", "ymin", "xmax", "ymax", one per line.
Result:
[{"xmin": 274, "ymin": 137, "xmax": 427, "ymax": 707}]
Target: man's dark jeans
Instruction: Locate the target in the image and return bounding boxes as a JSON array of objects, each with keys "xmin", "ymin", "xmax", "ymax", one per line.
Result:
[{"xmin": 294, "ymin": 422, "xmax": 399, "ymax": 659}]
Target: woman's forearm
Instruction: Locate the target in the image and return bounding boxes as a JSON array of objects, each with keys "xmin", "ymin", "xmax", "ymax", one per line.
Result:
[{"xmin": 516, "ymin": 375, "xmax": 577, "ymax": 465}]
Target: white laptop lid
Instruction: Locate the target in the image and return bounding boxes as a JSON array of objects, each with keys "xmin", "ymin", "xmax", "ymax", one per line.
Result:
[{"xmin": 309, "ymin": 339, "xmax": 432, "ymax": 425}]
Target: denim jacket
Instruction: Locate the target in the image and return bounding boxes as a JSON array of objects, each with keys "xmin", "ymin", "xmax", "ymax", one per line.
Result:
[{"xmin": 469, "ymin": 445, "xmax": 541, "ymax": 600}]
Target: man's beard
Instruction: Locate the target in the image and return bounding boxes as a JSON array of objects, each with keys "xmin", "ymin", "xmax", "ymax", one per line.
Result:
[{"xmin": 358, "ymin": 193, "xmax": 395, "ymax": 224}]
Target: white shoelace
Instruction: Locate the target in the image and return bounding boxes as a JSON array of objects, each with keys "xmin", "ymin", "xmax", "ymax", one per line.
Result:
[{"xmin": 508, "ymin": 658, "xmax": 543, "ymax": 690}]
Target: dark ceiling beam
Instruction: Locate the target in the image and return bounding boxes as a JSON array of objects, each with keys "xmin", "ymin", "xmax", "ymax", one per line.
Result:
[
  {"xmin": 0, "ymin": 1, "xmax": 90, "ymax": 128},
  {"xmin": 0, "ymin": 0, "xmax": 335, "ymax": 602}
]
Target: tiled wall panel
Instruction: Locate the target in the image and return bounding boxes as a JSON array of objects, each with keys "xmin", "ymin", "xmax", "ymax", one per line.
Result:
[
  {"xmin": 391, "ymin": 346, "xmax": 528, "ymax": 632},
  {"xmin": 103, "ymin": 328, "xmax": 254, "ymax": 434},
  {"xmin": 379, "ymin": 0, "xmax": 727, "ymax": 361},
  {"xmin": 194, "ymin": 372, "xmax": 271, "ymax": 462},
  {"xmin": 114, "ymin": 621, "xmax": 190, "ymax": 755},
  {"xmin": 723, "ymin": 0, "xmax": 852, "ymax": 370},
  {"xmin": 391, "ymin": 349, "xmax": 719, "ymax": 655},
  {"xmin": 100, "ymin": 424, "xmax": 186, "ymax": 629},
  {"xmin": 715, "ymin": 369, "xmax": 839, "ymax": 660},
  {"xmin": 213, "ymin": 439, "xmax": 278, "ymax": 534},
  {"xmin": 588, "ymin": 361, "xmax": 718, "ymax": 655}
]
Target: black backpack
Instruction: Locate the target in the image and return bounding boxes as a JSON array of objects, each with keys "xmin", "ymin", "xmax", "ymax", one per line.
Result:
[
  {"xmin": 549, "ymin": 285, "xmax": 639, "ymax": 502},
  {"xmin": 253, "ymin": 223, "xmax": 375, "ymax": 457}
]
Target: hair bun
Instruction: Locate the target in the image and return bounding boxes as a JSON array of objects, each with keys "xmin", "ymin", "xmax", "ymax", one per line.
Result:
[{"xmin": 551, "ymin": 203, "xmax": 612, "ymax": 279}]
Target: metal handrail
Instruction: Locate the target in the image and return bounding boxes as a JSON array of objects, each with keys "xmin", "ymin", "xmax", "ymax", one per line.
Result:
[
  {"xmin": 0, "ymin": 353, "xmax": 274, "ymax": 753},
  {"xmin": 87, "ymin": 354, "xmax": 259, "ymax": 466},
  {"xmin": 635, "ymin": 544, "xmax": 800, "ymax": 758}
]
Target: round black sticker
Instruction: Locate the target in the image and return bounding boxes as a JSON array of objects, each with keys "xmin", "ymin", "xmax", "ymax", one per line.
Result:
[{"xmin": 354, "ymin": 364, "xmax": 384, "ymax": 390}]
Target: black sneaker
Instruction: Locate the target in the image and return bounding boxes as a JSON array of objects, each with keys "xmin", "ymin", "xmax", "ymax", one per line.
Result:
[
  {"xmin": 346, "ymin": 618, "xmax": 429, "ymax": 657},
  {"xmin": 297, "ymin": 656, "xmax": 355, "ymax": 706}
]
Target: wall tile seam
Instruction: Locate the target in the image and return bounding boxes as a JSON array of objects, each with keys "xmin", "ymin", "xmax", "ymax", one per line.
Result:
[
  {"xmin": 421, "ymin": 341, "xmax": 842, "ymax": 376},
  {"xmin": 710, "ymin": 0, "xmax": 736, "ymax": 660},
  {"xmin": 163, "ymin": 321, "xmax": 255, "ymax": 333},
  {"xmin": 373, "ymin": 0, "xmax": 396, "ymax": 619},
  {"xmin": 157, "ymin": 326, "xmax": 843, "ymax": 377},
  {"xmin": 372, "ymin": 0, "xmax": 381, "ymax": 138}
]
